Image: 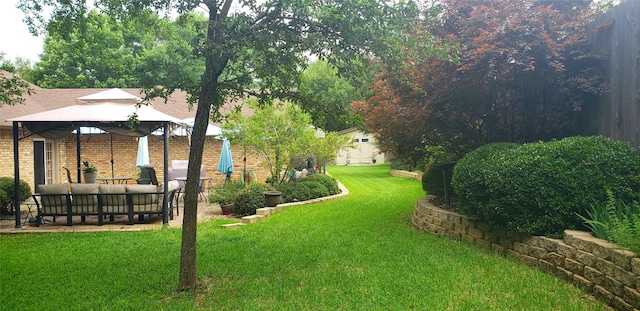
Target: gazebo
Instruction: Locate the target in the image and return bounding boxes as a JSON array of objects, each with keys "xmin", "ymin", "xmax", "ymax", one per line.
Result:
[{"xmin": 8, "ymin": 88, "xmax": 183, "ymax": 228}]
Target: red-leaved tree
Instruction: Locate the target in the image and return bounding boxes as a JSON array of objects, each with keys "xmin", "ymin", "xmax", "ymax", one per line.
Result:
[{"xmin": 355, "ymin": 0, "xmax": 607, "ymax": 166}]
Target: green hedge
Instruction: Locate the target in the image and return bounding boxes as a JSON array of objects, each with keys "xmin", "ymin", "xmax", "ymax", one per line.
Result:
[
  {"xmin": 452, "ymin": 137, "xmax": 640, "ymax": 236},
  {"xmin": 0, "ymin": 177, "xmax": 32, "ymax": 214}
]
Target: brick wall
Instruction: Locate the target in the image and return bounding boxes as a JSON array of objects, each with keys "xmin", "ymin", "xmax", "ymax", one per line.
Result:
[
  {"xmin": 0, "ymin": 128, "xmax": 270, "ymax": 190},
  {"xmin": 412, "ymin": 196, "xmax": 640, "ymax": 311}
]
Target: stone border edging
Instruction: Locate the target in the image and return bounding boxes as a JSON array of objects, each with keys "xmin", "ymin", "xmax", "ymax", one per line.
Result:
[
  {"xmin": 411, "ymin": 196, "xmax": 640, "ymax": 311},
  {"xmin": 221, "ymin": 180, "xmax": 349, "ymax": 229}
]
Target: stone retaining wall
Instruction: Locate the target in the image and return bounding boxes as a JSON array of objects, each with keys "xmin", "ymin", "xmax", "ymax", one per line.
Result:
[
  {"xmin": 390, "ymin": 169, "xmax": 422, "ymax": 180},
  {"xmin": 412, "ymin": 196, "xmax": 640, "ymax": 311}
]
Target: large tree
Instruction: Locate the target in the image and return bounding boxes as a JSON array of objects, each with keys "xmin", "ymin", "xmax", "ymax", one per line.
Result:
[
  {"xmin": 354, "ymin": 0, "xmax": 607, "ymax": 166},
  {"xmin": 298, "ymin": 60, "xmax": 366, "ymax": 132},
  {"xmin": 20, "ymin": 0, "xmax": 428, "ymax": 291},
  {"xmin": 0, "ymin": 53, "xmax": 34, "ymax": 107},
  {"xmin": 31, "ymin": 9, "xmax": 203, "ymax": 88}
]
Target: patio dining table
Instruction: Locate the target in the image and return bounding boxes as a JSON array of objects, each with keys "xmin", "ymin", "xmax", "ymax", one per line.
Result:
[
  {"xmin": 174, "ymin": 176, "xmax": 212, "ymax": 201},
  {"xmin": 96, "ymin": 177, "xmax": 133, "ymax": 184}
]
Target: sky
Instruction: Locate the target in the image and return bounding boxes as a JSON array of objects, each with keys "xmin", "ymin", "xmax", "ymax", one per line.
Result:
[{"xmin": 0, "ymin": 0, "xmax": 44, "ymax": 63}]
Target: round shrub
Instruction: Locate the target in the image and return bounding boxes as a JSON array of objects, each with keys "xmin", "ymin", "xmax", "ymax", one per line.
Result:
[
  {"xmin": 281, "ymin": 180, "xmax": 329, "ymax": 203},
  {"xmin": 0, "ymin": 177, "xmax": 32, "ymax": 214},
  {"xmin": 233, "ymin": 183, "xmax": 274, "ymax": 216},
  {"xmin": 303, "ymin": 174, "xmax": 340, "ymax": 195},
  {"xmin": 452, "ymin": 136, "xmax": 640, "ymax": 236}
]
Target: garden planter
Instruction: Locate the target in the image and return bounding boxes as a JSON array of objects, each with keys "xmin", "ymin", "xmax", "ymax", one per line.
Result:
[
  {"xmin": 220, "ymin": 203, "xmax": 234, "ymax": 215},
  {"xmin": 264, "ymin": 191, "xmax": 282, "ymax": 207},
  {"xmin": 83, "ymin": 172, "xmax": 97, "ymax": 183}
]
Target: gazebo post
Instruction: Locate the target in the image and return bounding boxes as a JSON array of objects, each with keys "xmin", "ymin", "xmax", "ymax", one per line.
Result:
[
  {"xmin": 13, "ymin": 121, "xmax": 22, "ymax": 229},
  {"xmin": 162, "ymin": 122, "xmax": 169, "ymax": 226},
  {"xmin": 76, "ymin": 131, "xmax": 82, "ymax": 182}
]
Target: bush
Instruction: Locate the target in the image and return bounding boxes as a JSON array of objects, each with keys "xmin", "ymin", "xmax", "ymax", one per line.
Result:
[
  {"xmin": 303, "ymin": 174, "xmax": 340, "ymax": 195},
  {"xmin": 281, "ymin": 180, "xmax": 329, "ymax": 203},
  {"xmin": 233, "ymin": 183, "xmax": 274, "ymax": 216},
  {"xmin": 0, "ymin": 177, "xmax": 32, "ymax": 214},
  {"xmin": 421, "ymin": 162, "xmax": 457, "ymax": 197},
  {"xmin": 452, "ymin": 136, "xmax": 640, "ymax": 236},
  {"xmin": 209, "ymin": 182, "xmax": 243, "ymax": 205}
]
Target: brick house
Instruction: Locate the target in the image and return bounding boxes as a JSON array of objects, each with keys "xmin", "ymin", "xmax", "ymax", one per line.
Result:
[{"xmin": 1, "ymin": 85, "xmax": 270, "ymax": 192}]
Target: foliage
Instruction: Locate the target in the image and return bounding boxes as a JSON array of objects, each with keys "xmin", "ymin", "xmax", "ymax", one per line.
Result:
[
  {"xmin": 33, "ymin": 11, "xmax": 204, "ymax": 88},
  {"xmin": 233, "ymin": 183, "xmax": 274, "ymax": 217},
  {"xmin": 354, "ymin": 0, "xmax": 607, "ymax": 165},
  {"xmin": 19, "ymin": 0, "xmax": 435, "ymax": 291},
  {"xmin": 208, "ymin": 182, "xmax": 243, "ymax": 205},
  {"xmin": 452, "ymin": 136, "xmax": 640, "ymax": 236},
  {"xmin": 82, "ymin": 161, "xmax": 97, "ymax": 173},
  {"xmin": 421, "ymin": 162, "xmax": 456, "ymax": 197},
  {"xmin": 303, "ymin": 173, "xmax": 340, "ymax": 195},
  {"xmin": 0, "ymin": 53, "xmax": 34, "ymax": 107},
  {"xmin": 298, "ymin": 60, "xmax": 364, "ymax": 132},
  {"xmin": 0, "ymin": 177, "xmax": 32, "ymax": 214},
  {"xmin": 579, "ymin": 192, "xmax": 640, "ymax": 254},
  {"xmin": 223, "ymin": 99, "xmax": 349, "ymax": 186},
  {"xmin": 29, "ymin": 10, "xmax": 204, "ymax": 88},
  {"xmin": 281, "ymin": 179, "xmax": 329, "ymax": 203}
]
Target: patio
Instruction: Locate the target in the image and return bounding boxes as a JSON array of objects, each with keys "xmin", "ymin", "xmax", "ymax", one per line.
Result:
[{"xmin": 0, "ymin": 198, "xmax": 232, "ymax": 234}]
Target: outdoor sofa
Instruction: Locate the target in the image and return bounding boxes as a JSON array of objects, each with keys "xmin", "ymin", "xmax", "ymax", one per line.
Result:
[{"xmin": 31, "ymin": 181, "xmax": 181, "ymax": 226}]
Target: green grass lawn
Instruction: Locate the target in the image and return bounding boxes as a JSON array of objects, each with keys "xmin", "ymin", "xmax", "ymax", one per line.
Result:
[{"xmin": 0, "ymin": 165, "xmax": 608, "ymax": 310}]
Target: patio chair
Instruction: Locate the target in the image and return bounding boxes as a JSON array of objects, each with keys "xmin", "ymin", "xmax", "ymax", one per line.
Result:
[{"xmin": 148, "ymin": 167, "xmax": 159, "ymax": 186}]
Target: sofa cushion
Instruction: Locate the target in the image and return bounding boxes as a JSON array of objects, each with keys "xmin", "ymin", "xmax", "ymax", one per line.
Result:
[
  {"xmin": 99, "ymin": 184, "xmax": 126, "ymax": 206},
  {"xmin": 38, "ymin": 183, "xmax": 69, "ymax": 194},
  {"xmin": 70, "ymin": 184, "xmax": 100, "ymax": 206},
  {"xmin": 126, "ymin": 184, "xmax": 158, "ymax": 205},
  {"xmin": 37, "ymin": 184, "xmax": 69, "ymax": 208}
]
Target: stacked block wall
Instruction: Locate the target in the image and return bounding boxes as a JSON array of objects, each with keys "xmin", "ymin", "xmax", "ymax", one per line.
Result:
[{"xmin": 412, "ymin": 197, "xmax": 640, "ymax": 311}]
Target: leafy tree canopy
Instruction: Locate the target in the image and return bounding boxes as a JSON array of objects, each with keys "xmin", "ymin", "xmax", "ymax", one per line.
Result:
[
  {"xmin": 30, "ymin": 9, "xmax": 204, "ymax": 88},
  {"xmin": 0, "ymin": 53, "xmax": 34, "ymax": 107},
  {"xmin": 298, "ymin": 60, "xmax": 366, "ymax": 132},
  {"xmin": 354, "ymin": 0, "xmax": 607, "ymax": 168}
]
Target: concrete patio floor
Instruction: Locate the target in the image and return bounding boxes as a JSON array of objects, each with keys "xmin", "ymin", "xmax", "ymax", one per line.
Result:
[{"xmin": 0, "ymin": 198, "xmax": 233, "ymax": 234}]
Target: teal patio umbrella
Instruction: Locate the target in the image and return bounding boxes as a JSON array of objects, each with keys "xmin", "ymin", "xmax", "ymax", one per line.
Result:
[{"xmin": 217, "ymin": 139, "xmax": 234, "ymax": 181}]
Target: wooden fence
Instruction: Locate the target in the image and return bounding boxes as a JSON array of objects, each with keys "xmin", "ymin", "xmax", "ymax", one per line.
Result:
[{"xmin": 581, "ymin": 0, "xmax": 640, "ymax": 147}]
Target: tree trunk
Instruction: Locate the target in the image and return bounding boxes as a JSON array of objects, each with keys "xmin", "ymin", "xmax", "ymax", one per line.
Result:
[{"xmin": 177, "ymin": 0, "xmax": 231, "ymax": 291}]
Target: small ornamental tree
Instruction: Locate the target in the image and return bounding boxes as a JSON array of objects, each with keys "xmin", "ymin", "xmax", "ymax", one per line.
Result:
[{"xmin": 223, "ymin": 99, "xmax": 349, "ymax": 186}]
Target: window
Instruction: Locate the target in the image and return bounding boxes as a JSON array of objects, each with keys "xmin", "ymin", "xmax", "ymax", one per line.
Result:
[
  {"xmin": 362, "ymin": 138, "xmax": 369, "ymax": 143},
  {"xmin": 353, "ymin": 138, "xmax": 359, "ymax": 142}
]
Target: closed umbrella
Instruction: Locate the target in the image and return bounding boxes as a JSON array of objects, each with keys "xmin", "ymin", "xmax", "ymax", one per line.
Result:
[
  {"xmin": 217, "ymin": 139, "xmax": 234, "ymax": 181},
  {"xmin": 136, "ymin": 136, "xmax": 150, "ymax": 167}
]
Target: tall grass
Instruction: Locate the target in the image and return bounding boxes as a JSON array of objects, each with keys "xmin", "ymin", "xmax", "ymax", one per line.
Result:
[{"xmin": 0, "ymin": 165, "xmax": 609, "ymax": 310}]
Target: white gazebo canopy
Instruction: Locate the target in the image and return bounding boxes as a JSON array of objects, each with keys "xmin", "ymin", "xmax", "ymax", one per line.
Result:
[{"xmin": 8, "ymin": 88, "xmax": 182, "ymax": 228}]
